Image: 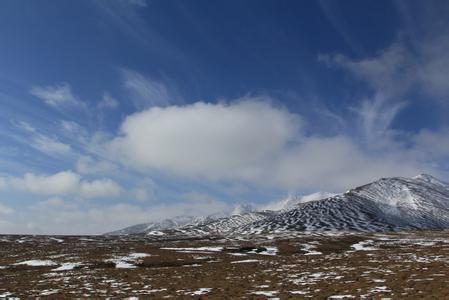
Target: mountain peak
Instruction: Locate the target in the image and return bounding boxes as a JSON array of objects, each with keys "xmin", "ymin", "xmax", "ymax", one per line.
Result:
[
  {"xmin": 414, "ymin": 173, "xmax": 437, "ymax": 181},
  {"xmin": 413, "ymin": 174, "xmax": 448, "ymax": 187},
  {"xmin": 262, "ymin": 191, "xmax": 335, "ymax": 211}
]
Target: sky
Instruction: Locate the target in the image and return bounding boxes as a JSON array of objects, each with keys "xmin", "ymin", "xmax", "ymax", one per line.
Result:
[{"xmin": 1, "ymin": 0, "xmax": 449, "ymax": 234}]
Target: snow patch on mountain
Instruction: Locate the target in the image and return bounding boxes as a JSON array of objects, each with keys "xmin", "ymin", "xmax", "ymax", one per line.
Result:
[{"xmin": 263, "ymin": 192, "xmax": 336, "ymax": 211}]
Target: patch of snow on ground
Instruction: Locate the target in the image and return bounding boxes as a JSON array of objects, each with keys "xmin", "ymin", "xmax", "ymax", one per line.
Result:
[
  {"xmin": 252, "ymin": 291, "xmax": 278, "ymax": 296},
  {"xmin": 52, "ymin": 263, "xmax": 81, "ymax": 271},
  {"xmin": 14, "ymin": 260, "xmax": 57, "ymax": 266},
  {"xmin": 49, "ymin": 237, "xmax": 64, "ymax": 243},
  {"xmin": 161, "ymin": 246, "xmax": 223, "ymax": 252},
  {"xmin": 251, "ymin": 246, "xmax": 278, "ymax": 256},
  {"xmin": 0, "ymin": 292, "xmax": 18, "ymax": 299},
  {"xmin": 369, "ymin": 286, "xmax": 391, "ymax": 293},
  {"xmin": 40, "ymin": 289, "xmax": 60, "ymax": 295},
  {"xmin": 328, "ymin": 295, "xmax": 355, "ymax": 299},
  {"xmin": 228, "ymin": 253, "xmax": 247, "ymax": 256},
  {"xmin": 128, "ymin": 253, "xmax": 151, "ymax": 259},
  {"xmin": 302, "ymin": 244, "xmax": 322, "ymax": 255},
  {"xmin": 191, "ymin": 288, "xmax": 212, "ymax": 295},
  {"xmin": 351, "ymin": 240, "xmax": 378, "ymax": 251},
  {"xmin": 147, "ymin": 231, "xmax": 165, "ymax": 236},
  {"xmin": 106, "ymin": 252, "xmax": 151, "ymax": 269},
  {"xmin": 290, "ymin": 290, "xmax": 309, "ymax": 295},
  {"xmin": 145, "ymin": 288, "xmax": 167, "ymax": 293},
  {"xmin": 231, "ymin": 259, "xmax": 259, "ymax": 264},
  {"xmin": 193, "ymin": 256, "xmax": 211, "ymax": 260}
]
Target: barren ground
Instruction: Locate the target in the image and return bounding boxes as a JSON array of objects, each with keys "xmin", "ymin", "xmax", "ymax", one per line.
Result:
[{"xmin": 1, "ymin": 230, "xmax": 449, "ymax": 299}]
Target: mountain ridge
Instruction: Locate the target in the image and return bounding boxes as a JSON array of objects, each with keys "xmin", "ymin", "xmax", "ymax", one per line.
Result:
[{"xmin": 107, "ymin": 174, "xmax": 449, "ymax": 236}]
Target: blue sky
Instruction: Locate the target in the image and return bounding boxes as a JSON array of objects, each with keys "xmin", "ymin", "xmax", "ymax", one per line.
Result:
[{"xmin": 1, "ymin": 0, "xmax": 449, "ymax": 234}]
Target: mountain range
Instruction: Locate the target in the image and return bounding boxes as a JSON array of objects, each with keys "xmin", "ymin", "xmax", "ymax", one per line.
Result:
[{"xmin": 107, "ymin": 174, "xmax": 449, "ymax": 236}]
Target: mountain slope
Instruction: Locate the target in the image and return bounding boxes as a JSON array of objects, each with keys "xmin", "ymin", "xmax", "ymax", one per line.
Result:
[
  {"xmin": 106, "ymin": 216, "xmax": 212, "ymax": 235},
  {"xmin": 173, "ymin": 211, "xmax": 278, "ymax": 235},
  {"xmin": 108, "ymin": 174, "xmax": 449, "ymax": 236},
  {"xmin": 238, "ymin": 174, "xmax": 449, "ymax": 234}
]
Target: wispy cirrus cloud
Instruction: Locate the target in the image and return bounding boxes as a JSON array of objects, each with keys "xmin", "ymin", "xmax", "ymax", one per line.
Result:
[
  {"xmin": 98, "ymin": 92, "xmax": 119, "ymax": 109},
  {"xmin": 15, "ymin": 121, "xmax": 72, "ymax": 156},
  {"xmin": 321, "ymin": 29, "xmax": 449, "ymax": 104},
  {"xmin": 32, "ymin": 134, "xmax": 72, "ymax": 156},
  {"xmin": 319, "ymin": 28, "xmax": 449, "ymax": 149},
  {"xmin": 121, "ymin": 69, "xmax": 175, "ymax": 109},
  {"xmin": 30, "ymin": 83, "xmax": 84, "ymax": 108}
]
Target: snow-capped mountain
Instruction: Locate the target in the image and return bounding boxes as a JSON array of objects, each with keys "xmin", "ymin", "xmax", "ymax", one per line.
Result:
[
  {"xmin": 106, "ymin": 215, "xmax": 224, "ymax": 235},
  {"xmin": 106, "ymin": 216, "xmax": 195, "ymax": 235},
  {"xmin": 238, "ymin": 174, "xmax": 449, "ymax": 234},
  {"xmin": 108, "ymin": 174, "xmax": 449, "ymax": 236},
  {"xmin": 262, "ymin": 191, "xmax": 336, "ymax": 211},
  {"xmin": 106, "ymin": 205, "xmax": 254, "ymax": 235},
  {"xmin": 173, "ymin": 211, "xmax": 277, "ymax": 235}
]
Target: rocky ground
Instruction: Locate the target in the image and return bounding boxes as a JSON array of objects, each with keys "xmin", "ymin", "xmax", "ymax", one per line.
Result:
[{"xmin": 1, "ymin": 230, "xmax": 449, "ymax": 299}]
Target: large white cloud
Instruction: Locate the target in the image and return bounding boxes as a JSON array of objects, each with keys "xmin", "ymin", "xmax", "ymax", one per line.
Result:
[
  {"xmin": 108, "ymin": 98, "xmax": 442, "ymax": 191},
  {"xmin": 0, "ymin": 171, "xmax": 122, "ymax": 199},
  {"xmin": 270, "ymin": 136, "xmax": 426, "ymax": 191},
  {"xmin": 111, "ymin": 99, "xmax": 301, "ymax": 181}
]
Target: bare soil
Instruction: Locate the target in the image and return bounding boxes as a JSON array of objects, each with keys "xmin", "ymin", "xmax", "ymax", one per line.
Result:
[{"xmin": 1, "ymin": 230, "xmax": 449, "ymax": 299}]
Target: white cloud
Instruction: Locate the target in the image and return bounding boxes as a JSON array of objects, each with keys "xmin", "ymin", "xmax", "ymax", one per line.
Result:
[
  {"xmin": 130, "ymin": 178, "xmax": 156, "ymax": 202},
  {"xmin": 321, "ymin": 34, "xmax": 449, "ymax": 103},
  {"xmin": 36, "ymin": 197, "xmax": 75, "ymax": 209},
  {"xmin": 0, "ymin": 203, "xmax": 14, "ymax": 215},
  {"xmin": 80, "ymin": 178, "xmax": 122, "ymax": 198},
  {"xmin": 60, "ymin": 120, "xmax": 82, "ymax": 133},
  {"xmin": 106, "ymin": 97, "xmax": 446, "ymax": 191},
  {"xmin": 411, "ymin": 128, "xmax": 449, "ymax": 161},
  {"xmin": 111, "ymin": 99, "xmax": 301, "ymax": 181},
  {"xmin": 15, "ymin": 121, "xmax": 72, "ymax": 156},
  {"xmin": 122, "ymin": 69, "xmax": 173, "ymax": 109},
  {"xmin": 32, "ymin": 134, "xmax": 72, "ymax": 156},
  {"xmin": 98, "ymin": 92, "xmax": 119, "ymax": 109},
  {"xmin": 317, "ymin": 34, "xmax": 449, "ymax": 174},
  {"xmin": 0, "ymin": 198, "xmax": 230, "ymax": 235},
  {"xmin": 0, "ymin": 171, "xmax": 121, "ymax": 199},
  {"xmin": 320, "ymin": 44, "xmax": 412, "ymax": 95},
  {"xmin": 352, "ymin": 93, "xmax": 407, "ymax": 144},
  {"xmin": 132, "ymin": 187, "xmax": 150, "ymax": 201},
  {"xmin": 30, "ymin": 83, "xmax": 83, "ymax": 107},
  {"xmin": 416, "ymin": 35, "xmax": 449, "ymax": 98},
  {"xmin": 269, "ymin": 136, "xmax": 425, "ymax": 191},
  {"xmin": 0, "ymin": 177, "xmax": 6, "ymax": 190},
  {"xmin": 76, "ymin": 156, "xmax": 117, "ymax": 175}
]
